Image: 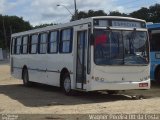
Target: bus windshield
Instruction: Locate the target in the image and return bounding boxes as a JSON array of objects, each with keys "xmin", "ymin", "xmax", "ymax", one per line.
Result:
[{"xmin": 94, "ymin": 29, "xmax": 149, "ymax": 65}]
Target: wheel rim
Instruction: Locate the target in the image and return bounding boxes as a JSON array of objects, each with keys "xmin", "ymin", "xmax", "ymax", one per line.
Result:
[{"xmin": 64, "ymin": 77, "xmax": 71, "ymax": 93}]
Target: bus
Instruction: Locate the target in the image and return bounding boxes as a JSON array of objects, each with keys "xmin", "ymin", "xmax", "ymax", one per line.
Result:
[
  {"xmin": 10, "ymin": 16, "xmax": 150, "ymax": 95},
  {"xmin": 147, "ymin": 23, "xmax": 160, "ymax": 83}
]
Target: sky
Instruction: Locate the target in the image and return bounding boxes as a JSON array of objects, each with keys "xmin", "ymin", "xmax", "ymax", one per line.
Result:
[{"xmin": 0, "ymin": 0, "xmax": 160, "ymax": 26}]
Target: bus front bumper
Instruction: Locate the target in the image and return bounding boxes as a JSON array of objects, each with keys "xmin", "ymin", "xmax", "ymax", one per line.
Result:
[{"xmin": 89, "ymin": 79, "xmax": 150, "ymax": 91}]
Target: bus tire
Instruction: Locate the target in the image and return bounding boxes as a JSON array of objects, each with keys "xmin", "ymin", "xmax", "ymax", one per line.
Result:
[
  {"xmin": 155, "ymin": 68, "xmax": 160, "ymax": 83},
  {"xmin": 107, "ymin": 90, "xmax": 119, "ymax": 95},
  {"xmin": 22, "ymin": 69, "xmax": 31, "ymax": 87},
  {"xmin": 62, "ymin": 73, "xmax": 73, "ymax": 95}
]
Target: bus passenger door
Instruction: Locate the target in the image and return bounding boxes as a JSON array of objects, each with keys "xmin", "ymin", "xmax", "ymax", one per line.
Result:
[{"xmin": 76, "ymin": 31, "xmax": 87, "ymax": 89}]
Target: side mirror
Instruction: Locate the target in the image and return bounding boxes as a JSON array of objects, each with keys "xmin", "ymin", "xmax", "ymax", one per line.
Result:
[{"xmin": 90, "ymin": 34, "xmax": 94, "ymax": 45}]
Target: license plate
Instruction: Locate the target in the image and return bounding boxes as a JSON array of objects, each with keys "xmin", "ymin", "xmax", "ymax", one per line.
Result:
[{"xmin": 139, "ymin": 83, "xmax": 148, "ymax": 87}]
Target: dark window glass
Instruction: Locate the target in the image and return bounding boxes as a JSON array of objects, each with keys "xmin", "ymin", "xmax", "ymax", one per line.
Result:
[
  {"xmin": 94, "ymin": 29, "xmax": 149, "ymax": 65},
  {"xmin": 22, "ymin": 36, "xmax": 28, "ymax": 54},
  {"xmin": 150, "ymin": 33, "xmax": 160, "ymax": 52},
  {"xmin": 12, "ymin": 38, "xmax": 16, "ymax": 54},
  {"xmin": 39, "ymin": 33, "xmax": 48, "ymax": 54},
  {"xmin": 16, "ymin": 37, "xmax": 22, "ymax": 54},
  {"xmin": 49, "ymin": 31, "xmax": 58, "ymax": 53},
  {"xmin": 123, "ymin": 31, "xmax": 149, "ymax": 64},
  {"xmin": 60, "ymin": 29, "xmax": 72, "ymax": 53},
  {"xmin": 31, "ymin": 34, "xmax": 38, "ymax": 54}
]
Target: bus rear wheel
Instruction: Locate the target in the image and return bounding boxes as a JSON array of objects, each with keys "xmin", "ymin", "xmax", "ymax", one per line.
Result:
[
  {"xmin": 62, "ymin": 73, "xmax": 73, "ymax": 95},
  {"xmin": 23, "ymin": 69, "xmax": 31, "ymax": 87},
  {"xmin": 155, "ymin": 68, "xmax": 160, "ymax": 83}
]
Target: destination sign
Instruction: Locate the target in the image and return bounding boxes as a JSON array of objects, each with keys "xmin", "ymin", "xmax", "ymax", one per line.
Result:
[
  {"xmin": 94, "ymin": 19, "xmax": 145, "ymax": 28},
  {"xmin": 112, "ymin": 21, "xmax": 142, "ymax": 28}
]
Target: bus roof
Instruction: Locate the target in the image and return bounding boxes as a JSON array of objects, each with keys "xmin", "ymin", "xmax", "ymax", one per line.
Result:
[
  {"xmin": 92, "ymin": 16, "xmax": 145, "ymax": 22},
  {"xmin": 12, "ymin": 16, "xmax": 146, "ymax": 37},
  {"xmin": 147, "ymin": 23, "xmax": 160, "ymax": 30}
]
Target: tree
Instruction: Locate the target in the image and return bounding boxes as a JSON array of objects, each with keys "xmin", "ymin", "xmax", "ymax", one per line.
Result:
[
  {"xmin": 130, "ymin": 7, "xmax": 150, "ymax": 21},
  {"xmin": 130, "ymin": 4, "xmax": 160, "ymax": 22},
  {"xmin": 88, "ymin": 10, "xmax": 107, "ymax": 17},
  {"xmin": 149, "ymin": 4, "xmax": 160, "ymax": 23},
  {"xmin": 33, "ymin": 23, "xmax": 57, "ymax": 29},
  {"xmin": 71, "ymin": 10, "xmax": 129, "ymax": 21},
  {"xmin": 0, "ymin": 15, "xmax": 32, "ymax": 49},
  {"xmin": 71, "ymin": 10, "xmax": 107, "ymax": 21},
  {"xmin": 109, "ymin": 11, "xmax": 128, "ymax": 16}
]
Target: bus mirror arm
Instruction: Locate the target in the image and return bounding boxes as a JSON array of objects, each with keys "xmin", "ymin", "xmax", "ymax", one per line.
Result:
[
  {"xmin": 90, "ymin": 34, "xmax": 94, "ymax": 46},
  {"xmin": 134, "ymin": 28, "xmax": 137, "ymax": 31}
]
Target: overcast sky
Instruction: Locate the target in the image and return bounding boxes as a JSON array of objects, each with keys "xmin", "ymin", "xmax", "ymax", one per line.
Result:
[{"xmin": 0, "ymin": 0, "xmax": 159, "ymax": 26}]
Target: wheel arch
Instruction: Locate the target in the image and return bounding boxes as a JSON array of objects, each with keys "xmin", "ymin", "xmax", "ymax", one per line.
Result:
[{"xmin": 60, "ymin": 68, "xmax": 70, "ymax": 87}]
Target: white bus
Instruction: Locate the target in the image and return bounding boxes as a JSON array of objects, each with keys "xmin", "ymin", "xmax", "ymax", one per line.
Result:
[{"xmin": 10, "ymin": 16, "xmax": 150, "ymax": 95}]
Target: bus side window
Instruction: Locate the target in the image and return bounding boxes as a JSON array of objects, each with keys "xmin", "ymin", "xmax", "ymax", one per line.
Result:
[
  {"xmin": 48, "ymin": 31, "xmax": 58, "ymax": 53},
  {"xmin": 15, "ymin": 37, "xmax": 22, "ymax": 55},
  {"xmin": 30, "ymin": 34, "xmax": 38, "ymax": 54},
  {"xmin": 11, "ymin": 38, "xmax": 15, "ymax": 54},
  {"xmin": 39, "ymin": 33, "xmax": 48, "ymax": 54},
  {"xmin": 22, "ymin": 36, "xmax": 29, "ymax": 54},
  {"xmin": 60, "ymin": 28, "xmax": 73, "ymax": 53}
]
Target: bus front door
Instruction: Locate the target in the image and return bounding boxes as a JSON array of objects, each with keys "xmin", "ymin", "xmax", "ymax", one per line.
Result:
[{"xmin": 76, "ymin": 30, "xmax": 87, "ymax": 89}]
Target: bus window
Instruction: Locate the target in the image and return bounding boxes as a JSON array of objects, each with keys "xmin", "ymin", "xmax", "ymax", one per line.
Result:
[
  {"xmin": 30, "ymin": 34, "xmax": 38, "ymax": 54},
  {"xmin": 22, "ymin": 36, "xmax": 28, "ymax": 54},
  {"xmin": 60, "ymin": 28, "xmax": 72, "ymax": 53},
  {"xmin": 94, "ymin": 29, "xmax": 110, "ymax": 64},
  {"xmin": 39, "ymin": 33, "xmax": 48, "ymax": 54},
  {"xmin": 11, "ymin": 38, "xmax": 16, "ymax": 54},
  {"xmin": 150, "ymin": 33, "xmax": 160, "ymax": 52},
  {"xmin": 49, "ymin": 31, "xmax": 58, "ymax": 53},
  {"xmin": 16, "ymin": 37, "xmax": 22, "ymax": 54}
]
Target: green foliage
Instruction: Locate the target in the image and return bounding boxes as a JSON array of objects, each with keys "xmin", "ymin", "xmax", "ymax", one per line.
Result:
[
  {"xmin": 109, "ymin": 11, "xmax": 128, "ymax": 16},
  {"xmin": 149, "ymin": 4, "xmax": 160, "ymax": 22},
  {"xmin": 71, "ymin": 10, "xmax": 107, "ymax": 21},
  {"xmin": 129, "ymin": 4, "xmax": 160, "ymax": 22},
  {"xmin": 0, "ymin": 15, "xmax": 32, "ymax": 49},
  {"xmin": 71, "ymin": 10, "xmax": 128, "ymax": 21},
  {"xmin": 33, "ymin": 23, "xmax": 57, "ymax": 29},
  {"xmin": 130, "ymin": 7, "xmax": 150, "ymax": 21},
  {"xmin": 71, "ymin": 4, "xmax": 160, "ymax": 23}
]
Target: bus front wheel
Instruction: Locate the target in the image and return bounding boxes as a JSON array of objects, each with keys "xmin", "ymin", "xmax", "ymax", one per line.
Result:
[{"xmin": 62, "ymin": 73, "xmax": 73, "ymax": 95}]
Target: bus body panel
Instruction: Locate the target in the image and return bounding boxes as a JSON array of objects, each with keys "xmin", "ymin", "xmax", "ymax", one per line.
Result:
[
  {"xmin": 11, "ymin": 54, "xmax": 74, "ymax": 87},
  {"xmin": 150, "ymin": 52, "xmax": 160, "ymax": 80},
  {"xmin": 147, "ymin": 23, "xmax": 160, "ymax": 81},
  {"xmin": 92, "ymin": 65, "xmax": 150, "ymax": 83},
  {"xmin": 89, "ymin": 80, "xmax": 150, "ymax": 91}
]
